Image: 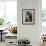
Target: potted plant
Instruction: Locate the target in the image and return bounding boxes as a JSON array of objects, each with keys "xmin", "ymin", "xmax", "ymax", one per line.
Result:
[{"xmin": 0, "ymin": 18, "xmax": 5, "ymax": 27}]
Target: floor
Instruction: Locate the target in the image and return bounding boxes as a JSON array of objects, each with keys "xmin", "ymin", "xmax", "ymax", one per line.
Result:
[{"xmin": 0, "ymin": 41, "xmax": 5, "ymax": 46}]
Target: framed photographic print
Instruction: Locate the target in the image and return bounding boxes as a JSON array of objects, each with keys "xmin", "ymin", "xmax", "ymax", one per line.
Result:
[{"xmin": 22, "ymin": 9, "xmax": 35, "ymax": 25}]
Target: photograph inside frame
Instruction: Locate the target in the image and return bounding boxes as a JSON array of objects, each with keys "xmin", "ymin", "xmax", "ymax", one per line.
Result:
[{"xmin": 22, "ymin": 9, "xmax": 35, "ymax": 25}]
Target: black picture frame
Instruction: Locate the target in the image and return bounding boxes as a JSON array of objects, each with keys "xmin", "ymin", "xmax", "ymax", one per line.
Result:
[{"xmin": 22, "ymin": 9, "xmax": 35, "ymax": 25}]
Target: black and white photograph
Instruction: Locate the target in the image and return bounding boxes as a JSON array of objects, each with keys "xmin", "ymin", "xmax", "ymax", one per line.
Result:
[{"xmin": 22, "ymin": 9, "xmax": 35, "ymax": 25}]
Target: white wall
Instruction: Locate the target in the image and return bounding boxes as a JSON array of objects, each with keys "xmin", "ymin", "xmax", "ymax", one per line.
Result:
[{"xmin": 17, "ymin": 0, "xmax": 42, "ymax": 46}]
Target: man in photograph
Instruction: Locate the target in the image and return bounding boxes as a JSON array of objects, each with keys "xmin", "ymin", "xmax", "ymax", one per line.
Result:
[{"xmin": 25, "ymin": 11, "xmax": 32, "ymax": 22}]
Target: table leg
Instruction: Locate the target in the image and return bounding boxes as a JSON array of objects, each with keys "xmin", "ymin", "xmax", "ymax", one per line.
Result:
[{"xmin": 1, "ymin": 32, "xmax": 2, "ymax": 42}]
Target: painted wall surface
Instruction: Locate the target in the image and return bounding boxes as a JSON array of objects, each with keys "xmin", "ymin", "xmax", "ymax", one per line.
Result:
[{"xmin": 17, "ymin": 0, "xmax": 42, "ymax": 46}]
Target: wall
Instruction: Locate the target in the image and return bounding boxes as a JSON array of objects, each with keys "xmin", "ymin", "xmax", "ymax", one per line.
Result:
[{"xmin": 17, "ymin": 0, "xmax": 42, "ymax": 46}]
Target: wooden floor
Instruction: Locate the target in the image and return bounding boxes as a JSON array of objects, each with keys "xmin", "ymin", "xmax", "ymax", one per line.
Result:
[{"xmin": 0, "ymin": 41, "xmax": 5, "ymax": 46}]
